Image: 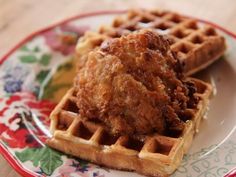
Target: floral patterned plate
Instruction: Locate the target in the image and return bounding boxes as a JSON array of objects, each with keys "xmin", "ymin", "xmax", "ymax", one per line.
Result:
[{"xmin": 0, "ymin": 10, "xmax": 236, "ymax": 177}]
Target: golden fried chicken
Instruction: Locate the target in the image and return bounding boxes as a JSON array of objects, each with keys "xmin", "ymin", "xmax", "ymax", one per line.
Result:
[{"xmin": 74, "ymin": 29, "xmax": 197, "ymax": 136}]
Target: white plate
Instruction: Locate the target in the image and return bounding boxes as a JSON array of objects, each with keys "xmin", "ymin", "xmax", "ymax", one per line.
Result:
[{"xmin": 0, "ymin": 11, "xmax": 235, "ymax": 177}]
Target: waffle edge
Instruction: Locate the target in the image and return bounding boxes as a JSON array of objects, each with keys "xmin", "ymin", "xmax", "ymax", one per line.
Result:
[{"xmin": 46, "ymin": 78, "xmax": 212, "ymax": 177}]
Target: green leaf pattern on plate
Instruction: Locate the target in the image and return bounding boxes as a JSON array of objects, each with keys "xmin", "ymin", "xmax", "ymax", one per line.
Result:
[
  {"xmin": 16, "ymin": 147, "xmax": 63, "ymax": 175},
  {"xmin": 36, "ymin": 70, "xmax": 51, "ymax": 84},
  {"xmin": 20, "ymin": 55, "xmax": 38, "ymax": 63},
  {"xmin": 19, "ymin": 48, "xmax": 52, "ymax": 66},
  {"xmin": 39, "ymin": 54, "xmax": 52, "ymax": 66}
]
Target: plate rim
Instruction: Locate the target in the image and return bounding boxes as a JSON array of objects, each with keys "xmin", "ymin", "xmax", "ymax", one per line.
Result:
[{"xmin": 0, "ymin": 9, "xmax": 236, "ymax": 177}]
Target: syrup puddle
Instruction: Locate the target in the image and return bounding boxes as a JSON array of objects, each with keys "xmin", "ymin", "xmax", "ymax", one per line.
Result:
[{"xmin": 38, "ymin": 56, "xmax": 76, "ymax": 103}]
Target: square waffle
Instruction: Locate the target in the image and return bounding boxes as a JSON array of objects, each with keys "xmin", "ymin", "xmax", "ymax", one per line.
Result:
[
  {"xmin": 76, "ymin": 9, "xmax": 226, "ymax": 76},
  {"xmin": 46, "ymin": 78, "xmax": 212, "ymax": 177}
]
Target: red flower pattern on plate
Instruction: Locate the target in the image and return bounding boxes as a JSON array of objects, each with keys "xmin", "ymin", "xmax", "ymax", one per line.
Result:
[
  {"xmin": 43, "ymin": 24, "xmax": 89, "ymax": 55},
  {"xmin": 0, "ymin": 92, "xmax": 55, "ymax": 148}
]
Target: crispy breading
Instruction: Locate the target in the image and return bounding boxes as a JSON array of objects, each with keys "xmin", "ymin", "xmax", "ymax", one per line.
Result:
[{"xmin": 74, "ymin": 30, "xmax": 197, "ymax": 136}]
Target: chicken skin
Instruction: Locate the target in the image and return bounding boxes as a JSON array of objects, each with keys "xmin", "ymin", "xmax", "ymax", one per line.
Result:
[{"xmin": 74, "ymin": 29, "xmax": 197, "ymax": 136}]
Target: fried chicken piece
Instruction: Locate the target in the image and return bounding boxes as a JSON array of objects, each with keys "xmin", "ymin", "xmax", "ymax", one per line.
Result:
[
  {"xmin": 74, "ymin": 29, "xmax": 197, "ymax": 136},
  {"xmin": 75, "ymin": 32, "xmax": 108, "ymax": 70}
]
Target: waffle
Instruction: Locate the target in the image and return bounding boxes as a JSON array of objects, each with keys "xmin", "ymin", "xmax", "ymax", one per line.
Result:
[
  {"xmin": 46, "ymin": 78, "xmax": 212, "ymax": 177},
  {"xmin": 76, "ymin": 9, "xmax": 226, "ymax": 76}
]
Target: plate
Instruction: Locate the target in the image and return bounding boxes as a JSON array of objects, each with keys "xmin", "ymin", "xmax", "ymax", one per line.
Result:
[{"xmin": 0, "ymin": 10, "xmax": 236, "ymax": 177}]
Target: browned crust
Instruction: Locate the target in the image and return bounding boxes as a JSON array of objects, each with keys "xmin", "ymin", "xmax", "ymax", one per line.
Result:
[
  {"xmin": 76, "ymin": 9, "xmax": 226, "ymax": 76},
  {"xmin": 47, "ymin": 78, "xmax": 212, "ymax": 177}
]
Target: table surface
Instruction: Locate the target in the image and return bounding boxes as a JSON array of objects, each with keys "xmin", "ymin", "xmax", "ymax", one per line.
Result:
[{"xmin": 0, "ymin": 0, "xmax": 235, "ymax": 176}]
